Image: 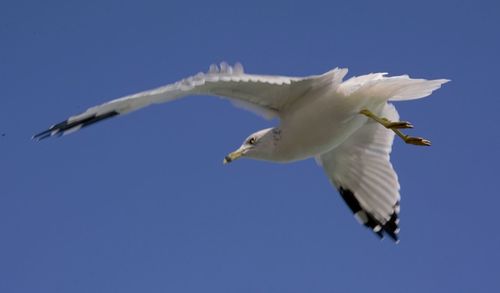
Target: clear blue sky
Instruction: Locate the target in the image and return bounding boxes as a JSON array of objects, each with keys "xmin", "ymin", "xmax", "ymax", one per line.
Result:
[{"xmin": 1, "ymin": 0, "xmax": 499, "ymax": 292}]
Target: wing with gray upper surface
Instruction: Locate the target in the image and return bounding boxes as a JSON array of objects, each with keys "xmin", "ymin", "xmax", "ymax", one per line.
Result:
[
  {"xmin": 317, "ymin": 103, "xmax": 401, "ymax": 242},
  {"xmin": 33, "ymin": 62, "xmax": 341, "ymax": 141}
]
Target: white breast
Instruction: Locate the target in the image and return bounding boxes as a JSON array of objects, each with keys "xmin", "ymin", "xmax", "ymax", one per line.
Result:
[{"xmin": 272, "ymin": 92, "xmax": 369, "ymax": 162}]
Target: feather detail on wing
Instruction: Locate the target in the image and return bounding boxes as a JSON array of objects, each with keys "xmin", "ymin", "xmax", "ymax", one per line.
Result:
[
  {"xmin": 33, "ymin": 63, "xmax": 347, "ymax": 140},
  {"xmin": 317, "ymin": 103, "xmax": 401, "ymax": 242}
]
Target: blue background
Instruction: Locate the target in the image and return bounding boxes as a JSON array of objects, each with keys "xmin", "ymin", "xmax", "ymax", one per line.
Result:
[{"xmin": 1, "ymin": 0, "xmax": 499, "ymax": 292}]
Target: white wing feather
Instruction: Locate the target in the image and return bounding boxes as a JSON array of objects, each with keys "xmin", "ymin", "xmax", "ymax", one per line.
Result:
[
  {"xmin": 317, "ymin": 103, "xmax": 401, "ymax": 241},
  {"xmin": 34, "ymin": 63, "xmax": 345, "ymax": 140}
]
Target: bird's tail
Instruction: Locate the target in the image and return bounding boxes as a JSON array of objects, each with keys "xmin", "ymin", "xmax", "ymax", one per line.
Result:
[
  {"xmin": 385, "ymin": 76, "xmax": 450, "ymax": 101},
  {"xmin": 340, "ymin": 73, "xmax": 450, "ymax": 101}
]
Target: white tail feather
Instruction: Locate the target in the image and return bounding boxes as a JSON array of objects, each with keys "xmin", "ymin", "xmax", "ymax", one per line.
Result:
[
  {"xmin": 388, "ymin": 77, "xmax": 450, "ymax": 101},
  {"xmin": 341, "ymin": 74, "xmax": 449, "ymax": 101}
]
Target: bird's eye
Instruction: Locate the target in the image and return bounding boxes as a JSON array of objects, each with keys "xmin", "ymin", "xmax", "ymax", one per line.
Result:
[{"xmin": 247, "ymin": 137, "xmax": 256, "ymax": 145}]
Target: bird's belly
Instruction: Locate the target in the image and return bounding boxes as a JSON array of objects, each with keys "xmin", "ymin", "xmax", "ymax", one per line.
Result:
[{"xmin": 273, "ymin": 96, "xmax": 367, "ymax": 162}]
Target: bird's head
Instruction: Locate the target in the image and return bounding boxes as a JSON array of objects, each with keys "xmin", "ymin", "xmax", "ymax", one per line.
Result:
[{"xmin": 223, "ymin": 128, "xmax": 277, "ymax": 164}]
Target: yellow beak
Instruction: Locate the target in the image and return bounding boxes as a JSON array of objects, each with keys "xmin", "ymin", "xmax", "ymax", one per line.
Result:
[{"xmin": 223, "ymin": 149, "xmax": 244, "ymax": 164}]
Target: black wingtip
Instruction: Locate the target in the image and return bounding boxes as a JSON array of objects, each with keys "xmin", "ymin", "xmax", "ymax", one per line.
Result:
[
  {"xmin": 32, "ymin": 124, "xmax": 62, "ymax": 141},
  {"xmin": 338, "ymin": 187, "xmax": 400, "ymax": 243},
  {"xmin": 382, "ymin": 207, "xmax": 400, "ymax": 242},
  {"xmin": 32, "ymin": 110, "xmax": 120, "ymax": 141}
]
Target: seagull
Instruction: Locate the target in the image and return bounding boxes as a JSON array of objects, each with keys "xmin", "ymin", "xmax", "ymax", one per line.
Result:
[{"xmin": 34, "ymin": 62, "xmax": 449, "ymax": 242}]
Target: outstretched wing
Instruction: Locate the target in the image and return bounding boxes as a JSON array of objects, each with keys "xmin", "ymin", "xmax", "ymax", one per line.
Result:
[
  {"xmin": 33, "ymin": 63, "xmax": 345, "ymax": 140},
  {"xmin": 317, "ymin": 103, "xmax": 401, "ymax": 242}
]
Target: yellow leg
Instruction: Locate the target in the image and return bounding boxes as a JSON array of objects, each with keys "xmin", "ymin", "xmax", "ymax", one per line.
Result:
[{"xmin": 359, "ymin": 109, "xmax": 431, "ymax": 146}]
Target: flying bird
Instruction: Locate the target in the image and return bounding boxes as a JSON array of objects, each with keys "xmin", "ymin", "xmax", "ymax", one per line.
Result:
[{"xmin": 34, "ymin": 62, "xmax": 449, "ymax": 242}]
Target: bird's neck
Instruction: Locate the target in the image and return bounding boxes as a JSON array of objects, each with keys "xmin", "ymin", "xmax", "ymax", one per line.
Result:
[{"xmin": 271, "ymin": 127, "xmax": 282, "ymax": 145}]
